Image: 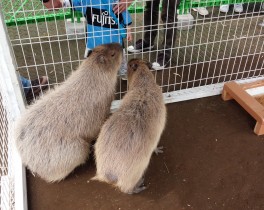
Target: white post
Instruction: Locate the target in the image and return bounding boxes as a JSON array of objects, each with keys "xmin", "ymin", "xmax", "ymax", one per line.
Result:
[{"xmin": 0, "ymin": 8, "xmax": 28, "ymax": 210}]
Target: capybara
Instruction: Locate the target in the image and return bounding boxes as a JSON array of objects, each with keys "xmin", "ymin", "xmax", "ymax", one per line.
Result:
[
  {"xmin": 93, "ymin": 58, "xmax": 167, "ymax": 194},
  {"xmin": 15, "ymin": 43, "xmax": 123, "ymax": 182}
]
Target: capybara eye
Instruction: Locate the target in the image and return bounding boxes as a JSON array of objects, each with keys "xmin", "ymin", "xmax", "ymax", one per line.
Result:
[{"xmin": 111, "ymin": 52, "xmax": 115, "ymax": 57}]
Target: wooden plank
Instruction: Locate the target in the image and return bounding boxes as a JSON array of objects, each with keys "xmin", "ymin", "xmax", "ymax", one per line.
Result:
[
  {"xmin": 240, "ymin": 80, "xmax": 264, "ymax": 90},
  {"xmin": 254, "ymin": 122, "xmax": 264, "ymax": 135},
  {"xmin": 224, "ymin": 82, "xmax": 264, "ymax": 124}
]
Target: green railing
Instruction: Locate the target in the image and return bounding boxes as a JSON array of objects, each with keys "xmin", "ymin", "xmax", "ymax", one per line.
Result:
[
  {"xmin": 178, "ymin": 0, "xmax": 263, "ymax": 14},
  {"xmin": 1, "ymin": 0, "xmax": 73, "ymax": 26},
  {"xmin": 2, "ymin": 0, "xmax": 263, "ymax": 27}
]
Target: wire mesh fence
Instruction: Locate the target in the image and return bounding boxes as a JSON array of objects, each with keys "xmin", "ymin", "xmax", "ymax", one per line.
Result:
[
  {"xmin": 0, "ymin": 1, "xmax": 263, "ymax": 209},
  {"xmin": 0, "ymin": 81, "xmax": 15, "ymax": 210},
  {"xmin": 2, "ymin": 0, "xmax": 263, "ymax": 104},
  {"xmin": 0, "ymin": 9, "xmax": 27, "ymax": 210}
]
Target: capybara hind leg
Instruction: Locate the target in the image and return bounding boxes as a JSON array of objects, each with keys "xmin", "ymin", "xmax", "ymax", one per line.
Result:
[
  {"xmin": 119, "ymin": 177, "xmax": 146, "ymax": 194},
  {"xmin": 136, "ymin": 177, "xmax": 145, "ymax": 187},
  {"xmin": 40, "ymin": 153, "xmax": 89, "ymax": 182},
  {"xmin": 128, "ymin": 186, "xmax": 147, "ymax": 194},
  {"xmin": 45, "ymin": 171, "xmax": 71, "ymax": 183},
  {"xmin": 130, "ymin": 178, "xmax": 147, "ymax": 194},
  {"xmin": 41, "ymin": 139, "xmax": 90, "ymax": 182}
]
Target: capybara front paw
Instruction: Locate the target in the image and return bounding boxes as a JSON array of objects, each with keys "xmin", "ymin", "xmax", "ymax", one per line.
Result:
[{"xmin": 154, "ymin": 146, "xmax": 164, "ymax": 155}]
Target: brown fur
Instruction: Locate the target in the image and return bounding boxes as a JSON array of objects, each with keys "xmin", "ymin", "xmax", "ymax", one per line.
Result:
[
  {"xmin": 93, "ymin": 58, "xmax": 167, "ymax": 194},
  {"xmin": 15, "ymin": 43, "xmax": 123, "ymax": 182}
]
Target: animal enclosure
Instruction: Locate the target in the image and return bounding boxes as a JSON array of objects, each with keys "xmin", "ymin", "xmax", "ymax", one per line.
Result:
[{"xmin": 0, "ymin": 0, "xmax": 263, "ymax": 209}]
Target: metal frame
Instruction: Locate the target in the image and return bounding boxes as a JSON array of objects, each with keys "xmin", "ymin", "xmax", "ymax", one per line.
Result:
[
  {"xmin": 0, "ymin": 1, "xmax": 263, "ymax": 208},
  {"xmin": 0, "ymin": 9, "xmax": 28, "ymax": 210}
]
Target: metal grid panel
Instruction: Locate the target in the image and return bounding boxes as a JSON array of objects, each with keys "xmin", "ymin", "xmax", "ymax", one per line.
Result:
[
  {"xmin": 0, "ymin": 94, "xmax": 9, "ymax": 177},
  {"xmin": 0, "ymin": 7, "xmax": 27, "ymax": 210},
  {"xmin": 3, "ymin": 0, "xmax": 263, "ymax": 104},
  {"xmin": 2, "ymin": 0, "xmax": 263, "ymax": 26},
  {"xmin": 0, "ymin": 88, "xmax": 15, "ymax": 210}
]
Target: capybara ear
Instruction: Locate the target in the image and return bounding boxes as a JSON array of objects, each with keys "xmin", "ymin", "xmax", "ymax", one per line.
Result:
[
  {"xmin": 145, "ymin": 61, "xmax": 152, "ymax": 70},
  {"xmin": 98, "ymin": 55, "xmax": 106, "ymax": 64},
  {"xmin": 130, "ymin": 63, "xmax": 138, "ymax": 71}
]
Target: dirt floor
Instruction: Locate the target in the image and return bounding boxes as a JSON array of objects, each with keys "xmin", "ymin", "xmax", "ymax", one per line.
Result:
[{"xmin": 26, "ymin": 95, "xmax": 264, "ymax": 210}]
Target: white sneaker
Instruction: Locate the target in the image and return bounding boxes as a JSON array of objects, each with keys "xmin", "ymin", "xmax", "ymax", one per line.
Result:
[
  {"xmin": 220, "ymin": 5, "xmax": 229, "ymax": 13},
  {"xmin": 259, "ymin": 21, "xmax": 264, "ymax": 27},
  {"xmin": 234, "ymin": 4, "xmax": 243, "ymax": 13},
  {"xmin": 84, "ymin": 48, "xmax": 92, "ymax": 58},
  {"xmin": 152, "ymin": 59, "xmax": 171, "ymax": 70},
  {"xmin": 152, "ymin": 62, "xmax": 163, "ymax": 70},
  {"xmin": 127, "ymin": 39, "xmax": 155, "ymax": 53},
  {"xmin": 192, "ymin": 7, "xmax": 209, "ymax": 16}
]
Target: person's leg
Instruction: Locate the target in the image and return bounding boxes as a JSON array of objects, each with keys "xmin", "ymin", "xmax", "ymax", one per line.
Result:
[
  {"xmin": 153, "ymin": 0, "xmax": 180, "ymax": 69},
  {"xmin": 143, "ymin": 0, "xmax": 161, "ymax": 45},
  {"xmin": 127, "ymin": 0, "xmax": 160, "ymax": 53},
  {"xmin": 20, "ymin": 76, "xmax": 31, "ymax": 95},
  {"xmin": 161, "ymin": 0, "xmax": 180, "ymax": 50},
  {"xmin": 119, "ymin": 49, "xmax": 128, "ymax": 80},
  {"xmin": 21, "ymin": 76, "xmax": 49, "ymax": 104}
]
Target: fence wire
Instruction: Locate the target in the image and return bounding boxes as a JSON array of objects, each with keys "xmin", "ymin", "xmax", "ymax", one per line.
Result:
[{"xmin": 0, "ymin": 88, "xmax": 15, "ymax": 210}]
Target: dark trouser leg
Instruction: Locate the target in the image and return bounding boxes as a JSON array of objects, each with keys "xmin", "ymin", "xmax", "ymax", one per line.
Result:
[
  {"xmin": 143, "ymin": 0, "xmax": 161, "ymax": 45},
  {"xmin": 160, "ymin": 0, "xmax": 180, "ymax": 57}
]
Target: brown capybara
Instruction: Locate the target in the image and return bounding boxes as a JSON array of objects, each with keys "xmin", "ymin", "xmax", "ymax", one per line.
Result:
[
  {"xmin": 93, "ymin": 58, "xmax": 167, "ymax": 194},
  {"xmin": 15, "ymin": 43, "xmax": 123, "ymax": 182}
]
